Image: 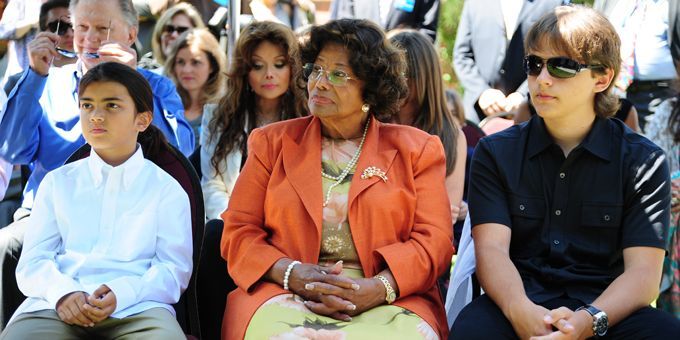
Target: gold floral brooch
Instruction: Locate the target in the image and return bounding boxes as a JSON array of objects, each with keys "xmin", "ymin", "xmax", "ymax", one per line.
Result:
[{"xmin": 361, "ymin": 166, "xmax": 387, "ymax": 182}]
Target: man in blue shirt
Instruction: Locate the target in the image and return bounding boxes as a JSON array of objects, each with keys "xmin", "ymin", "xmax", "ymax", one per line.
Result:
[
  {"xmin": 451, "ymin": 6, "xmax": 680, "ymax": 339},
  {"xmin": 0, "ymin": 0, "xmax": 194, "ymax": 329}
]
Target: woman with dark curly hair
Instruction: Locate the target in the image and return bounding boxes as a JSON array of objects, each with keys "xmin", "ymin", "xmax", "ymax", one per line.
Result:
[
  {"xmin": 200, "ymin": 20, "xmax": 307, "ymax": 220},
  {"xmin": 221, "ymin": 19, "xmax": 453, "ymax": 339}
]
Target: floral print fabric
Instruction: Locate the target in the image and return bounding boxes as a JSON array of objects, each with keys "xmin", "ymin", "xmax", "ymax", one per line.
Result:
[{"xmin": 244, "ymin": 269, "xmax": 438, "ymax": 339}]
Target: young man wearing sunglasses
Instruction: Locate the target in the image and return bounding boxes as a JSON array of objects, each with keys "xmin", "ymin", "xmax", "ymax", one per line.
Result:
[
  {"xmin": 451, "ymin": 6, "xmax": 680, "ymax": 339},
  {"xmin": 0, "ymin": 0, "xmax": 195, "ymax": 330}
]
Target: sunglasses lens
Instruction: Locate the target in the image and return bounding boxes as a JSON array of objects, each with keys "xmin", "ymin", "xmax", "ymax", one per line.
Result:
[
  {"xmin": 48, "ymin": 21, "xmax": 71, "ymax": 35},
  {"xmin": 546, "ymin": 58, "xmax": 580, "ymax": 78},
  {"xmin": 524, "ymin": 55, "xmax": 543, "ymax": 76},
  {"xmin": 164, "ymin": 25, "xmax": 190, "ymax": 34}
]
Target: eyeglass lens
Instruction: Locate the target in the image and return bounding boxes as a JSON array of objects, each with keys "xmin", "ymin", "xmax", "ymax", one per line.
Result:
[{"xmin": 303, "ymin": 63, "xmax": 350, "ymax": 86}]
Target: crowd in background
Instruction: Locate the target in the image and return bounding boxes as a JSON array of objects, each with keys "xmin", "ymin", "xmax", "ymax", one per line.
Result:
[{"xmin": 0, "ymin": 0, "xmax": 678, "ymax": 339}]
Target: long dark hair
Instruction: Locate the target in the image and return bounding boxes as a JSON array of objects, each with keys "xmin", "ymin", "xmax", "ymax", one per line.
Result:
[
  {"xmin": 78, "ymin": 62, "xmax": 169, "ymax": 158},
  {"xmin": 389, "ymin": 30, "xmax": 459, "ymax": 175},
  {"xmin": 209, "ymin": 21, "xmax": 307, "ymax": 175}
]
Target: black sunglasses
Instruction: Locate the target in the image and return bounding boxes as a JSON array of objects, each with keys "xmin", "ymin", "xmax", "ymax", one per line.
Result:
[
  {"xmin": 163, "ymin": 24, "xmax": 190, "ymax": 34},
  {"xmin": 47, "ymin": 20, "xmax": 72, "ymax": 36},
  {"xmin": 523, "ymin": 55, "xmax": 604, "ymax": 79}
]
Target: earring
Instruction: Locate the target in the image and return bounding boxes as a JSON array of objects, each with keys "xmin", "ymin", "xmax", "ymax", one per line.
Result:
[{"xmin": 361, "ymin": 103, "xmax": 370, "ymax": 113}]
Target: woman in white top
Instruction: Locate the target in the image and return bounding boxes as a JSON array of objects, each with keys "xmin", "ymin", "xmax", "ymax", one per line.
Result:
[
  {"xmin": 0, "ymin": 62, "xmax": 192, "ymax": 339},
  {"xmin": 200, "ymin": 20, "xmax": 307, "ymax": 220},
  {"xmin": 165, "ymin": 28, "xmax": 227, "ymax": 149}
]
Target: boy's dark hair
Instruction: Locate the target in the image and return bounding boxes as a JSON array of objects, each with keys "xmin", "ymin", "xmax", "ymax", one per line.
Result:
[
  {"xmin": 39, "ymin": 0, "xmax": 71, "ymax": 31},
  {"xmin": 78, "ymin": 62, "xmax": 169, "ymax": 158}
]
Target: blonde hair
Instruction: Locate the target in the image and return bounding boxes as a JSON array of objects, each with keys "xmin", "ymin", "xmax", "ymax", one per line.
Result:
[
  {"xmin": 525, "ymin": 5, "xmax": 622, "ymax": 117},
  {"xmin": 165, "ymin": 28, "xmax": 227, "ymax": 109},
  {"xmin": 151, "ymin": 3, "xmax": 205, "ymax": 65}
]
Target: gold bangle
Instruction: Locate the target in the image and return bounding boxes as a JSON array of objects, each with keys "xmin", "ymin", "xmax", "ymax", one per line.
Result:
[{"xmin": 374, "ymin": 275, "xmax": 396, "ymax": 304}]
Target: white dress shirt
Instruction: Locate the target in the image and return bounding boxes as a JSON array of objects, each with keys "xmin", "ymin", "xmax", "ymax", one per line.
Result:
[
  {"xmin": 200, "ymin": 104, "xmax": 242, "ymax": 220},
  {"xmin": 11, "ymin": 146, "xmax": 192, "ymax": 322}
]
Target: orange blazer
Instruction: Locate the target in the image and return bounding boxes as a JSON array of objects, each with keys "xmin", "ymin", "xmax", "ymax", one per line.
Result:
[{"xmin": 221, "ymin": 116, "xmax": 454, "ymax": 339}]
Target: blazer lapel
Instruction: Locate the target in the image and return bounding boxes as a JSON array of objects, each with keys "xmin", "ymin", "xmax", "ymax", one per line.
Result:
[
  {"xmin": 282, "ymin": 117, "xmax": 323, "ymax": 234},
  {"xmin": 348, "ymin": 118, "xmax": 397, "ymax": 210}
]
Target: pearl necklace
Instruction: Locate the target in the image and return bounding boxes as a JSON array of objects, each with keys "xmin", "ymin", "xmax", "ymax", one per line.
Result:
[{"xmin": 321, "ymin": 117, "xmax": 370, "ymax": 207}]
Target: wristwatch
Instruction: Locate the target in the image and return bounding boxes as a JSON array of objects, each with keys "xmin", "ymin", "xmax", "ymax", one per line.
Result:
[
  {"xmin": 374, "ymin": 275, "xmax": 396, "ymax": 304},
  {"xmin": 576, "ymin": 305, "xmax": 608, "ymax": 337}
]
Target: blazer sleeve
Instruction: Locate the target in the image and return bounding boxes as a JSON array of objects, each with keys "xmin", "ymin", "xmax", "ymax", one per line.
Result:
[
  {"xmin": 452, "ymin": 1, "xmax": 491, "ymax": 104},
  {"xmin": 221, "ymin": 128, "xmax": 286, "ymax": 292},
  {"xmin": 374, "ymin": 135, "xmax": 454, "ymax": 298}
]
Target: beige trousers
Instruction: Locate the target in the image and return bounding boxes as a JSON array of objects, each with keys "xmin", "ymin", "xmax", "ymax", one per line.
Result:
[{"xmin": 0, "ymin": 307, "xmax": 185, "ymax": 340}]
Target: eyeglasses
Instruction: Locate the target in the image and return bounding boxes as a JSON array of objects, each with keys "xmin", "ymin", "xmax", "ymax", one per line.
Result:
[
  {"xmin": 303, "ymin": 63, "xmax": 354, "ymax": 86},
  {"xmin": 163, "ymin": 24, "xmax": 190, "ymax": 34},
  {"xmin": 47, "ymin": 20, "xmax": 72, "ymax": 35},
  {"xmin": 523, "ymin": 55, "xmax": 604, "ymax": 79}
]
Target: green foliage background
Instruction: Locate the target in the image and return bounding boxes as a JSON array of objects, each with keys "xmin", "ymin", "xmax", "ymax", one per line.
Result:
[{"xmin": 437, "ymin": 0, "xmax": 595, "ymax": 89}]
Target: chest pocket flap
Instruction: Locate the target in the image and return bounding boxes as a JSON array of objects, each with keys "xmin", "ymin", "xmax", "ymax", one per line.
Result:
[{"xmin": 581, "ymin": 203, "xmax": 622, "ymax": 228}]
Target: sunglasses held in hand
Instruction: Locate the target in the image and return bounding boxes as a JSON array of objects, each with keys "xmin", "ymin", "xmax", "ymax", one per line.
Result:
[
  {"xmin": 523, "ymin": 55, "xmax": 604, "ymax": 79},
  {"xmin": 54, "ymin": 19, "xmax": 111, "ymax": 59}
]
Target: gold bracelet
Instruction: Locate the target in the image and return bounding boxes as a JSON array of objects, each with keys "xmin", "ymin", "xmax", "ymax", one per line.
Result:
[{"xmin": 374, "ymin": 275, "xmax": 396, "ymax": 304}]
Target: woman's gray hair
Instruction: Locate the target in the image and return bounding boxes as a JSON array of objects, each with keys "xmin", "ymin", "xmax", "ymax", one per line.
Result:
[{"xmin": 70, "ymin": 0, "xmax": 139, "ymax": 29}]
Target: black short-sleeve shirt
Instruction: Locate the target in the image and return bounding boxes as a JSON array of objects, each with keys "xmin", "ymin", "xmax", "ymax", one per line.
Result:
[{"xmin": 468, "ymin": 115, "xmax": 671, "ymax": 304}]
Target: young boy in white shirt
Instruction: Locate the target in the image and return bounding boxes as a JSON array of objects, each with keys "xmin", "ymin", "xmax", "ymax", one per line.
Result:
[{"xmin": 0, "ymin": 62, "xmax": 192, "ymax": 339}]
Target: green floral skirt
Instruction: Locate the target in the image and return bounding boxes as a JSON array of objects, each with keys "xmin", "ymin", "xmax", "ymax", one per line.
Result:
[{"xmin": 244, "ymin": 269, "xmax": 438, "ymax": 339}]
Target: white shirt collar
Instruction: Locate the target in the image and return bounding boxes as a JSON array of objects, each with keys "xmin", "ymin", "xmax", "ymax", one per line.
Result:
[{"xmin": 87, "ymin": 144, "xmax": 145, "ymax": 190}]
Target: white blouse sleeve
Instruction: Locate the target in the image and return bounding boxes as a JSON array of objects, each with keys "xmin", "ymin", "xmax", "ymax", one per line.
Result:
[{"xmin": 200, "ymin": 104, "xmax": 242, "ymax": 220}]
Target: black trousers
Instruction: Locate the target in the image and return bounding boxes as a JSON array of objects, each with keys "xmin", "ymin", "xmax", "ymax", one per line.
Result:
[
  {"xmin": 196, "ymin": 219, "xmax": 234, "ymax": 340},
  {"xmin": 450, "ymin": 294, "xmax": 680, "ymax": 339}
]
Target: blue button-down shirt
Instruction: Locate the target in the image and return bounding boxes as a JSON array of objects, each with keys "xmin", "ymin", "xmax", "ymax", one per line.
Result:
[
  {"xmin": 468, "ymin": 116, "xmax": 670, "ymax": 304},
  {"xmin": 0, "ymin": 62, "xmax": 194, "ymax": 210}
]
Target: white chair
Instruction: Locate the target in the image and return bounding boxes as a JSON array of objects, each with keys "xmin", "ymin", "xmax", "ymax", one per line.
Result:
[{"xmin": 445, "ymin": 213, "xmax": 479, "ymax": 327}]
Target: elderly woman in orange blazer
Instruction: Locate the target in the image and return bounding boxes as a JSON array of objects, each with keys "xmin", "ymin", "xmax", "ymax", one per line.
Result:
[{"xmin": 221, "ymin": 19, "xmax": 455, "ymax": 339}]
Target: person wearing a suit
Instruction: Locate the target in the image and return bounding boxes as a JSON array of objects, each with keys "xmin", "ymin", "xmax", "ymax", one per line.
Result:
[
  {"xmin": 220, "ymin": 19, "xmax": 454, "ymax": 339},
  {"xmin": 330, "ymin": 0, "xmax": 440, "ymax": 41},
  {"xmin": 453, "ymin": 0, "xmax": 565, "ymax": 123},
  {"xmin": 594, "ymin": 0, "xmax": 680, "ymax": 131}
]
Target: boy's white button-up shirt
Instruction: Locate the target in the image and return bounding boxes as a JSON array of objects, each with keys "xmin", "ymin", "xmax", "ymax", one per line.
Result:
[{"xmin": 12, "ymin": 146, "xmax": 192, "ymax": 321}]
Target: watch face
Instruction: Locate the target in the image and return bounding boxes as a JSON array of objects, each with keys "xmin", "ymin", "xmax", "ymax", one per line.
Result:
[
  {"xmin": 387, "ymin": 291, "xmax": 396, "ymax": 303},
  {"xmin": 594, "ymin": 313, "xmax": 608, "ymax": 336}
]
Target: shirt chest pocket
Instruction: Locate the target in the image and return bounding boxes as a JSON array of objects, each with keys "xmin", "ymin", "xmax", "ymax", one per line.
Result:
[
  {"xmin": 580, "ymin": 202, "xmax": 623, "ymax": 254},
  {"xmin": 509, "ymin": 195, "xmax": 546, "ymax": 255},
  {"xmin": 580, "ymin": 203, "xmax": 622, "ymax": 228}
]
